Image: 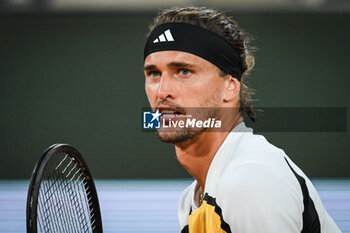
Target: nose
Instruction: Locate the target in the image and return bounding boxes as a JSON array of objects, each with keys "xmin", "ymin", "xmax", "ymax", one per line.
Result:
[{"xmin": 157, "ymin": 72, "xmax": 176, "ymax": 100}]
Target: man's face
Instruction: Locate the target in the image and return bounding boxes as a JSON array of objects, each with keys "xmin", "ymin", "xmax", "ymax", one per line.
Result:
[{"xmin": 144, "ymin": 51, "xmax": 226, "ymax": 144}]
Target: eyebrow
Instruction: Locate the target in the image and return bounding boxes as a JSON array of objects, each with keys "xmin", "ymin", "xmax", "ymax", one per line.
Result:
[
  {"xmin": 143, "ymin": 64, "xmax": 157, "ymax": 71},
  {"xmin": 167, "ymin": 62, "xmax": 196, "ymax": 69},
  {"xmin": 144, "ymin": 62, "xmax": 196, "ymax": 71}
]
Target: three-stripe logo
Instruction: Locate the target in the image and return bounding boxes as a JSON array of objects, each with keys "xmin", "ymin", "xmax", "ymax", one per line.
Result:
[{"xmin": 153, "ymin": 29, "xmax": 174, "ymax": 43}]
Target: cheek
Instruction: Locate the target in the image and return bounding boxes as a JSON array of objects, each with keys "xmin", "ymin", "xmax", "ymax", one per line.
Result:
[
  {"xmin": 193, "ymin": 77, "xmax": 224, "ymax": 105},
  {"xmin": 145, "ymin": 82, "xmax": 157, "ymax": 104}
]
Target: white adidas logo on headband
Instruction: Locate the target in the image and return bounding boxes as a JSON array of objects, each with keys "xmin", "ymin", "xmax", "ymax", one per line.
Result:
[{"xmin": 153, "ymin": 29, "xmax": 174, "ymax": 43}]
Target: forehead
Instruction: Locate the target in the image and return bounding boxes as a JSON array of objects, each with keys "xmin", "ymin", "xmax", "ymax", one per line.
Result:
[{"xmin": 144, "ymin": 50, "xmax": 216, "ymax": 68}]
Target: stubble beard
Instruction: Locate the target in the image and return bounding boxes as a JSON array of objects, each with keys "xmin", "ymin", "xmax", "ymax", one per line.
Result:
[{"xmin": 156, "ymin": 107, "xmax": 219, "ymax": 144}]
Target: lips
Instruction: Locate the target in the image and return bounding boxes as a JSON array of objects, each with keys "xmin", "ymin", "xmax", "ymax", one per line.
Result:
[{"xmin": 158, "ymin": 106, "xmax": 184, "ymax": 121}]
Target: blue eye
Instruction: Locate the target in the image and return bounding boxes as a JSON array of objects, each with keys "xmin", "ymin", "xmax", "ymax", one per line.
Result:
[
  {"xmin": 150, "ymin": 71, "xmax": 160, "ymax": 77},
  {"xmin": 180, "ymin": 69, "xmax": 190, "ymax": 75}
]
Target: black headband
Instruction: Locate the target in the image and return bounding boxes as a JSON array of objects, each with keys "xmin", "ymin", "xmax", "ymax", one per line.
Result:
[{"xmin": 144, "ymin": 22, "xmax": 243, "ymax": 80}]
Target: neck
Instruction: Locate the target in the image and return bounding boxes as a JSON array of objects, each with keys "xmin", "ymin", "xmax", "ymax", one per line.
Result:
[{"xmin": 175, "ymin": 116, "xmax": 243, "ymax": 189}]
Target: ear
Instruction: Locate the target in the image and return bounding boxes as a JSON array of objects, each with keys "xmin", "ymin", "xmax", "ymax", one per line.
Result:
[{"xmin": 223, "ymin": 75, "xmax": 240, "ymax": 102}]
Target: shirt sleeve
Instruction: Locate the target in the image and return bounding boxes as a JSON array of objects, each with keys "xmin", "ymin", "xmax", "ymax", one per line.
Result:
[{"xmin": 216, "ymin": 161, "xmax": 303, "ymax": 233}]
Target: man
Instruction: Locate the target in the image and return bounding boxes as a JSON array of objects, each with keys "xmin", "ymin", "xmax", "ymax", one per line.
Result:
[{"xmin": 143, "ymin": 6, "xmax": 341, "ymax": 233}]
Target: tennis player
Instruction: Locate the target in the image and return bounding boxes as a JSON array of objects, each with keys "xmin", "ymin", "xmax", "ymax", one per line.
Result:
[{"xmin": 143, "ymin": 7, "xmax": 341, "ymax": 233}]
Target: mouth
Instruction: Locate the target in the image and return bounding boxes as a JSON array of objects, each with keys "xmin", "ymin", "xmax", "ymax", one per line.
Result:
[{"xmin": 158, "ymin": 106, "xmax": 185, "ymax": 121}]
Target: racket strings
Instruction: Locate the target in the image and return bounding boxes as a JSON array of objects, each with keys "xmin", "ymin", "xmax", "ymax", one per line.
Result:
[
  {"xmin": 38, "ymin": 155, "xmax": 83, "ymax": 233},
  {"xmin": 36, "ymin": 151, "xmax": 96, "ymax": 233},
  {"xmin": 47, "ymin": 153, "xmax": 91, "ymax": 233},
  {"xmin": 52, "ymin": 152, "xmax": 92, "ymax": 233},
  {"xmin": 38, "ymin": 161, "xmax": 73, "ymax": 232}
]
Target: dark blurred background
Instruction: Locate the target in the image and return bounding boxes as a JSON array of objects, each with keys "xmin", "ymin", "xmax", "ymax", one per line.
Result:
[{"xmin": 0, "ymin": 0, "xmax": 349, "ymax": 179}]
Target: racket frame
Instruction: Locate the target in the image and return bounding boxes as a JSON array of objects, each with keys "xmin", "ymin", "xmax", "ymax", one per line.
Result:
[{"xmin": 26, "ymin": 143, "xmax": 103, "ymax": 233}]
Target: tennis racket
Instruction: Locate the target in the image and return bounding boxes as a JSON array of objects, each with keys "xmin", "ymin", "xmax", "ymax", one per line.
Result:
[{"xmin": 26, "ymin": 143, "xmax": 103, "ymax": 233}]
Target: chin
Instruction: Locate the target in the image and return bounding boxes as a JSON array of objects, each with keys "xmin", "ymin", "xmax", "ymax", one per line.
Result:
[{"xmin": 156, "ymin": 127, "xmax": 206, "ymax": 144}]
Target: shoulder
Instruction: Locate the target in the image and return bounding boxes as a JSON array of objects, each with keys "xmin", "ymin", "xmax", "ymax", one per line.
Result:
[
  {"xmin": 218, "ymin": 157, "xmax": 303, "ymax": 204},
  {"xmin": 223, "ymin": 131, "xmax": 294, "ymax": 181},
  {"xmin": 237, "ymin": 131, "xmax": 285, "ymax": 159},
  {"xmin": 212, "ymin": 131, "xmax": 306, "ymax": 232},
  {"xmin": 213, "ymin": 160, "xmax": 304, "ymax": 232},
  {"xmin": 218, "ymin": 132, "xmax": 302, "ymax": 205}
]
